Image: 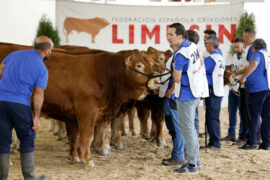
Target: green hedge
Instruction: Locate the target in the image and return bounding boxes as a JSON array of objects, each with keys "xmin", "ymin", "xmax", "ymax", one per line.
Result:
[{"xmin": 34, "ymin": 15, "xmax": 60, "ymax": 46}]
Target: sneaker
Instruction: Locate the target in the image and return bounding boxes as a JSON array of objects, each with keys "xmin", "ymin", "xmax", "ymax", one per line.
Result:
[
  {"xmin": 162, "ymin": 158, "xmax": 185, "ymax": 166},
  {"xmin": 240, "ymin": 143, "xmax": 258, "ymax": 150},
  {"xmin": 221, "ymin": 136, "xmax": 236, "ymax": 142},
  {"xmin": 173, "ymin": 163, "xmax": 198, "ymax": 173},
  {"xmin": 258, "ymin": 144, "xmax": 270, "ymax": 150}
]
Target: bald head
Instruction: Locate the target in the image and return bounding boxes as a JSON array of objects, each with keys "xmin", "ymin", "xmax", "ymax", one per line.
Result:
[
  {"xmin": 34, "ymin": 36, "xmax": 54, "ymax": 60},
  {"xmin": 34, "ymin": 36, "xmax": 54, "ymax": 52}
]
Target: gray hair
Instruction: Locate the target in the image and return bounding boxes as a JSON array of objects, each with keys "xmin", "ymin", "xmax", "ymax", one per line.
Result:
[{"xmin": 207, "ymin": 36, "xmax": 219, "ymax": 49}]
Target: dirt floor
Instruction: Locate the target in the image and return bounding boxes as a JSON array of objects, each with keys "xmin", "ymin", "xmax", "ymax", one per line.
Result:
[{"xmin": 9, "ymin": 107, "xmax": 270, "ymax": 180}]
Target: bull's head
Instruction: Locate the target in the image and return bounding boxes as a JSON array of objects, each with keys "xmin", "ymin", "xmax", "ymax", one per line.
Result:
[
  {"xmin": 141, "ymin": 47, "xmax": 172, "ymax": 74},
  {"xmin": 124, "ymin": 52, "xmax": 160, "ymax": 96}
]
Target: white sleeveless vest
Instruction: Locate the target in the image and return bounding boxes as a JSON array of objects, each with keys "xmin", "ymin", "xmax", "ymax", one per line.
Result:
[
  {"xmin": 158, "ymin": 54, "xmax": 173, "ymax": 98},
  {"xmin": 259, "ymin": 50, "xmax": 270, "ymax": 90},
  {"xmin": 174, "ymin": 43, "xmax": 207, "ymax": 98},
  {"xmin": 210, "ymin": 53, "xmax": 225, "ymax": 97}
]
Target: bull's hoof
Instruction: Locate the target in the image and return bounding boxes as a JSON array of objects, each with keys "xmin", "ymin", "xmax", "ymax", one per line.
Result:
[
  {"xmin": 96, "ymin": 148, "xmax": 110, "ymax": 156},
  {"xmin": 157, "ymin": 141, "xmax": 167, "ymax": 148},
  {"xmin": 70, "ymin": 157, "xmax": 81, "ymax": 164},
  {"xmin": 57, "ymin": 136, "xmax": 66, "ymax": 141},
  {"xmin": 54, "ymin": 132, "xmax": 58, "ymax": 136},
  {"xmin": 121, "ymin": 131, "xmax": 128, "ymax": 136},
  {"xmin": 114, "ymin": 143, "xmax": 124, "ymax": 150},
  {"xmin": 132, "ymin": 131, "xmax": 137, "ymax": 136},
  {"xmin": 84, "ymin": 160, "xmax": 95, "ymax": 168},
  {"xmin": 141, "ymin": 134, "xmax": 151, "ymax": 140}
]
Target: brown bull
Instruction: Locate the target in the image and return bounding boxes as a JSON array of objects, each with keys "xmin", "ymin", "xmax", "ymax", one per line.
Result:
[
  {"xmin": 95, "ymin": 47, "xmax": 172, "ymax": 155},
  {"xmin": 63, "ymin": 17, "xmax": 110, "ymax": 43},
  {"xmin": 0, "ymin": 44, "xmax": 159, "ymax": 167}
]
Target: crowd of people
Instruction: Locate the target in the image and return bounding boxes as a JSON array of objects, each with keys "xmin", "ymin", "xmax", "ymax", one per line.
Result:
[
  {"xmin": 160, "ymin": 22, "xmax": 270, "ymax": 173},
  {"xmin": 0, "ymin": 22, "xmax": 269, "ymax": 178}
]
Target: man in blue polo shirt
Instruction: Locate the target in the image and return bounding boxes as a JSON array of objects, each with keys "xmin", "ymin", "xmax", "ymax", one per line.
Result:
[
  {"xmin": 165, "ymin": 23, "xmax": 203, "ymax": 173},
  {"xmin": 240, "ymin": 38, "xmax": 270, "ymax": 150},
  {"xmin": 203, "ymin": 36, "xmax": 225, "ymax": 150},
  {"xmin": 0, "ymin": 36, "xmax": 53, "ymax": 180}
]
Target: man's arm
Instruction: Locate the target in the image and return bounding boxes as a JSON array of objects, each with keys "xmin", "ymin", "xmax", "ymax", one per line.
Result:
[
  {"xmin": 32, "ymin": 87, "xmax": 44, "ymax": 130},
  {"xmin": 0, "ymin": 63, "xmax": 5, "ymax": 79},
  {"xmin": 165, "ymin": 70, "xmax": 182, "ymax": 98},
  {"xmin": 233, "ymin": 67, "xmax": 248, "ymax": 76},
  {"xmin": 240, "ymin": 61, "xmax": 258, "ymax": 84}
]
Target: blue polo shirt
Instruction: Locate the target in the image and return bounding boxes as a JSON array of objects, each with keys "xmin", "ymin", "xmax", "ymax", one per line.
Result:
[
  {"xmin": 246, "ymin": 44, "xmax": 253, "ymax": 62},
  {"xmin": 0, "ymin": 49, "xmax": 48, "ymax": 106},
  {"xmin": 204, "ymin": 49, "xmax": 223, "ymax": 85},
  {"xmin": 174, "ymin": 40, "xmax": 198, "ymax": 102},
  {"xmin": 246, "ymin": 49, "xmax": 269, "ymax": 93}
]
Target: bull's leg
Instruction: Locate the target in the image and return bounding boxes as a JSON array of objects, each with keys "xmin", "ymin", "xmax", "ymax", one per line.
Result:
[
  {"xmin": 136, "ymin": 104, "xmax": 151, "ymax": 140},
  {"xmin": 65, "ymin": 119, "xmax": 80, "ymax": 164},
  {"xmin": 150, "ymin": 118, "xmax": 156, "ymax": 142},
  {"xmin": 78, "ymin": 120, "xmax": 95, "ymax": 168},
  {"xmin": 120, "ymin": 113, "xmax": 128, "ymax": 136},
  {"xmin": 93, "ymin": 121, "xmax": 110, "ymax": 156},
  {"xmin": 127, "ymin": 106, "xmax": 137, "ymax": 136},
  {"xmin": 110, "ymin": 114, "xmax": 124, "ymax": 150},
  {"xmin": 151, "ymin": 98, "xmax": 166, "ymax": 147},
  {"xmin": 11, "ymin": 129, "xmax": 19, "ymax": 153},
  {"xmin": 77, "ymin": 111, "xmax": 97, "ymax": 167},
  {"xmin": 57, "ymin": 121, "xmax": 67, "ymax": 140},
  {"xmin": 49, "ymin": 119, "xmax": 55, "ymax": 133}
]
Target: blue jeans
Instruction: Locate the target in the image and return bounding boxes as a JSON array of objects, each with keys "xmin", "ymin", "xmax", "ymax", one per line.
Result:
[
  {"xmin": 205, "ymin": 86, "xmax": 222, "ymax": 148},
  {"xmin": 176, "ymin": 99, "xmax": 200, "ymax": 165},
  {"xmin": 247, "ymin": 90, "xmax": 270, "ymax": 146},
  {"xmin": 228, "ymin": 90, "xmax": 240, "ymax": 137},
  {"xmin": 164, "ymin": 98, "xmax": 185, "ymax": 161},
  {"xmin": 194, "ymin": 104, "xmax": 199, "ymax": 136},
  {"xmin": 0, "ymin": 101, "xmax": 36, "ymax": 154}
]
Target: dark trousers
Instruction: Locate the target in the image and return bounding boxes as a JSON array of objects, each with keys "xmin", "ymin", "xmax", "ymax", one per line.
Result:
[
  {"xmin": 228, "ymin": 90, "xmax": 240, "ymax": 137},
  {"xmin": 0, "ymin": 101, "xmax": 35, "ymax": 154},
  {"xmin": 239, "ymin": 88, "xmax": 251, "ymax": 141},
  {"xmin": 205, "ymin": 86, "xmax": 222, "ymax": 148},
  {"xmin": 247, "ymin": 90, "xmax": 270, "ymax": 146},
  {"xmin": 164, "ymin": 98, "xmax": 185, "ymax": 161}
]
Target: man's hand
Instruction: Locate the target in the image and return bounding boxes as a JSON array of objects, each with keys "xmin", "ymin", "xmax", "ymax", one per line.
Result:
[{"xmin": 32, "ymin": 116, "xmax": 40, "ymax": 130}]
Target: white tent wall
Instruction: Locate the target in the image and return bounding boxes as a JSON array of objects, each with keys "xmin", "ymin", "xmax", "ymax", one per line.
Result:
[
  {"xmin": 0, "ymin": 0, "xmax": 269, "ymax": 108},
  {"xmin": 0, "ymin": 0, "xmax": 55, "ymax": 45}
]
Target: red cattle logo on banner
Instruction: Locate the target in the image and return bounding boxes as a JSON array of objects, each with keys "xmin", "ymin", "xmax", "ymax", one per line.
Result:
[{"xmin": 63, "ymin": 17, "xmax": 110, "ymax": 43}]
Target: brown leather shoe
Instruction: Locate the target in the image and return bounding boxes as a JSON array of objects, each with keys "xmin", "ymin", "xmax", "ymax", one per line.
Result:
[{"xmin": 162, "ymin": 158, "xmax": 185, "ymax": 166}]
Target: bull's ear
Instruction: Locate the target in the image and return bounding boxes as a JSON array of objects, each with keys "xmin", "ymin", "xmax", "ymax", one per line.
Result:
[
  {"xmin": 147, "ymin": 47, "xmax": 156, "ymax": 53},
  {"xmin": 133, "ymin": 49, "xmax": 140, "ymax": 54},
  {"xmin": 165, "ymin": 49, "xmax": 172, "ymax": 57},
  {"xmin": 125, "ymin": 56, "xmax": 132, "ymax": 67}
]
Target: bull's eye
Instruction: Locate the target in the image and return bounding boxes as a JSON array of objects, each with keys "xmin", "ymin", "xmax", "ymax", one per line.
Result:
[{"xmin": 137, "ymin": 64, "xmax": 143, "ymax": 68}]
